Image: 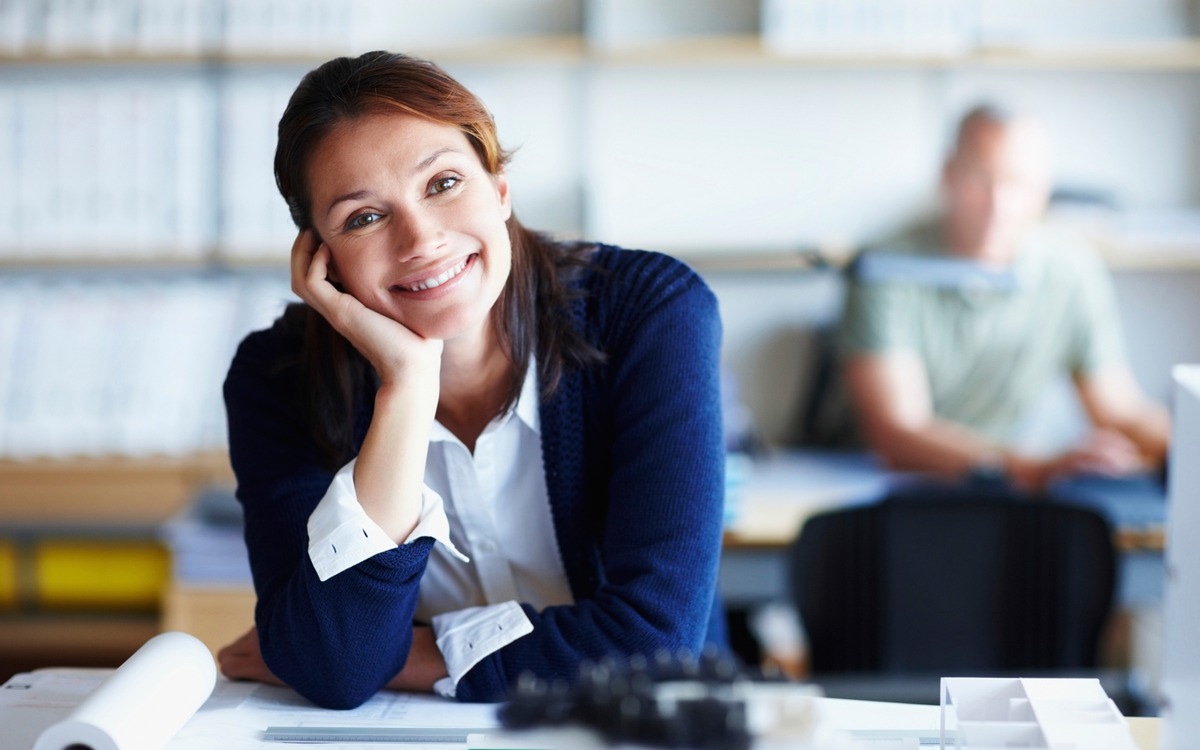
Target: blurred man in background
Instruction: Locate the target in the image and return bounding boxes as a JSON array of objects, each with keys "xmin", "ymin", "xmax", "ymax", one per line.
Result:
[{"xmin": 836, "ymin": 104, "xmax": 1170, "ymax": 492}]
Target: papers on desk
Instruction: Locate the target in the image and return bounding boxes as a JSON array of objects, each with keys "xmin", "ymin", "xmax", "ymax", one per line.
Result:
[
  {"xmin": 0, "ymin": 633, "xmax": 1137, "ymax": 750},
  {"xmin": 0, "ymin": 632, "xmax": 502, "ymax": 750},
  {"xmin": 0, "ymin": 644, "xmax": 940, "ymax": 750}
]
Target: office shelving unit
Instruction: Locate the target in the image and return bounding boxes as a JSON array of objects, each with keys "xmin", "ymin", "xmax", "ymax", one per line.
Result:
[
  {"xmin": 3, "ymin": 1, "xmax": 1199, "ymax": 265},
  {"xmin": 0, "ymin": 0, "xmax": 1198, "ymax": 673}
]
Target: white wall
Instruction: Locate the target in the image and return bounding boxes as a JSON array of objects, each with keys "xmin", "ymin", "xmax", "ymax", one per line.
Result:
[
  {"xmin": 455, "ymin": 65, "xmax": 1200, "ymax": 250},
  {"xmin": 584, "ymin": 67, "xmax": 941, "ymax": 254},
  {"xmin": 940, "ymin": 70, "xmax": 1200, "ymax": 210}
]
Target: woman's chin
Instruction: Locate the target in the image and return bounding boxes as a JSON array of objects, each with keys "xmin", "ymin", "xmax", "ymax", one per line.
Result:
[{"xmin": 403, "ymin": 310, "xmax": 488, "ymax": 345}]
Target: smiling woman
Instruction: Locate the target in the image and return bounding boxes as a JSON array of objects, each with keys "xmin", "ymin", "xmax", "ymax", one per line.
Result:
[
  {"xmin": 219, "ymin": 51, "xmax": 728, "ymax": 708},
  {"xmin": 305, "ymin": 112, "xmax": 513, "ymax": 348}
]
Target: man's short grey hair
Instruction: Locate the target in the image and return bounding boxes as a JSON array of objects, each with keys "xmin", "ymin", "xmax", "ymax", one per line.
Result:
[{"xmin": 953, "ymin": 103, "xmax": 1019, "ymax": 153}]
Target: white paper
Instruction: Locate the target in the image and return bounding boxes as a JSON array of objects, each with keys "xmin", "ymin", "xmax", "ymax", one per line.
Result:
[{"xmin": 32, "ymin": 632, "xmax": 216, "ymax": 750}]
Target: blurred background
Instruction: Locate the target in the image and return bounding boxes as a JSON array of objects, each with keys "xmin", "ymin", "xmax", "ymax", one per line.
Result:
[{"xmin": 0, "ymin": 0, "xmax": 1198, "ymax": 713}]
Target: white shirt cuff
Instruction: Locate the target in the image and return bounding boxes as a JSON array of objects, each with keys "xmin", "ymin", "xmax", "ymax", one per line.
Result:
[
  {"xmin": 431, "ymin": 602, "xmax": 534, "ymax": 697},
  {"xmin": 307, "ymin": 458, "xmax": 469, "ymax": 582}
]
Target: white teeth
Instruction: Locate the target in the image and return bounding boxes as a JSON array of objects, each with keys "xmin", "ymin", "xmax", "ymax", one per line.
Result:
[{"xmin": 401, "ymin": 258, "xmax": 468, "ymax": 292}]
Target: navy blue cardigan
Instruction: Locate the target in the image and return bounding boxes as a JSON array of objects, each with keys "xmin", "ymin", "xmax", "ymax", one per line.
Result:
[{"xmin": 223, "ymin": 245, "xmax": 727, "ymax": 707}]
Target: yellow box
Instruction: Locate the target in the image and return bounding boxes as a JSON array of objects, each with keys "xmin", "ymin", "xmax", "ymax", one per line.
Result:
[
  {"xmin": 34, "ymin": 540, "xmax": 169, "ymax": 611},
  {"xmin": 0, "ymin": 541, "xmax": 16, "ymax": 609}
]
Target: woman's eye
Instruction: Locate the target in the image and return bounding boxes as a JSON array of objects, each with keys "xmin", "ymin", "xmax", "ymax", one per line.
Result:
[
  {"xmin": 429, "ymin": 175, "xmax": 461, "ymax": 195},
  {"xmin": 346, "ymin": 212, "xmax": 382, "ymax": 231}
]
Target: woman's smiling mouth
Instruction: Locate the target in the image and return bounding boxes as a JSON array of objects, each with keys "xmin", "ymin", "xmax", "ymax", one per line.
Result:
[{"xmin": 391, "ymin": 254, "xmax": 475, "ymax": 293}]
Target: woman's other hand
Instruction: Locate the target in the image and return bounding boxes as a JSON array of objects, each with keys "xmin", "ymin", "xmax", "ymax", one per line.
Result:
[
  {"xmin": 384, "ymin": 626, "xmax": 449, "ymax": 693},
  {"xmin": 219, "ymin": 623, "xmax": 447, "ymax": 694},
  {"xmin": 218, "ymin": 626, "xmax": 284, "ymax": 686}
]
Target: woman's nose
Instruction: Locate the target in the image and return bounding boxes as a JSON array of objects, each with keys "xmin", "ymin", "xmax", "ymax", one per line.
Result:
[{"xmin": 391, "ymin": 207, "xmax": 444, "ymax": 260}]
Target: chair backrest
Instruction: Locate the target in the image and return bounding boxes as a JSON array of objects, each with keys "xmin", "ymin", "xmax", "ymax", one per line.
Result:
[{"xmin": 788, "ymin": 485, "xmax": 1117, "ymax": 674}]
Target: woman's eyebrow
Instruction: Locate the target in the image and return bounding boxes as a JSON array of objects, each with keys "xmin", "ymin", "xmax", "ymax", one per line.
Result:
[
  {"xmin": 325, "ymin": 189, "xmax": 371, "ymax": 219},
  {"xmin": 414, "ymin": 147, "xmax": 458, "ymax": 173}
]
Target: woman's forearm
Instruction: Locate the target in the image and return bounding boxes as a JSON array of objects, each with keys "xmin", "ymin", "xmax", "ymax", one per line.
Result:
[{"xmin": 354, "ymin": 381, "xmax": 440, "ymax": 543}]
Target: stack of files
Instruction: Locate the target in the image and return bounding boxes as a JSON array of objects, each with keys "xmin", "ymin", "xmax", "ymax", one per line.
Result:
[
  {"xmin": 0, "ymin": 272, "xmax": 293, "ymax": 459},
  {"xmin": 1, "ymin": 0, "xmax": 221, "ymax": 55},
  {"xmin": 762, "ymin": 0, "xmax": 977, "ymax": 56},
  {"xmin": 0, "ymin": 0, "xmax": 579, "ymax": 58},
  {"xmin": 160, "ymin": 488, "xmax": 251, "ymax": 587},
  {"xmin": 217, "ymin": 73, "xmax": 311, "ymax": 262},
  {"xmin": 0, "ymin": 75, "xmax": 215, "ymax": 260}
]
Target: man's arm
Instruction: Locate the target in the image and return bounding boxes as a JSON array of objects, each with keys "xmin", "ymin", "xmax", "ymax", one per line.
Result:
[
  {"xmin": 1075, "ymin": 365, "xmax": 1170, "ymax": 467},
  {"xmin": 843, "ymin": 351, "xmax": 1007, "ymax": 476},
  {"xmin": 846, "ymin": 352, "xmax": 1170, "ymax": 491},
  {"xmin": 845, "ymin": 351, "xmax": 1079, "ymax": 491}
]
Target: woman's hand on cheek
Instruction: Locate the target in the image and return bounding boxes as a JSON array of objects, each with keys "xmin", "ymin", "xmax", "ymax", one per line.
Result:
[{"xmin": 290, "ymin": 229, "xmax": 443, "ymax": 392}]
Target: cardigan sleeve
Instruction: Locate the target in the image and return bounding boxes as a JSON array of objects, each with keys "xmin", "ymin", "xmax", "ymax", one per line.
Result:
[
  {"xmin": 223, "ymin": 323, "xmax": 435, "ymax": 709},
  {"xmin": 455, "ymin": 262, "xmax": 727, "ymax": 701}
]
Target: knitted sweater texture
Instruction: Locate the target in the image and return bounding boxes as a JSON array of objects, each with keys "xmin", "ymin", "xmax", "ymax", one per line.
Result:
[{"xmin": 223, "ymin": 245, "xmax": 727, "ymax": 707}]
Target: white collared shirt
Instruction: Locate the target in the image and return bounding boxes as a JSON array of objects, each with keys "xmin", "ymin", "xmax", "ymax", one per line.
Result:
[{"xmin": 305, "ymin": 362, "xmax": 573, "ymax": 697}]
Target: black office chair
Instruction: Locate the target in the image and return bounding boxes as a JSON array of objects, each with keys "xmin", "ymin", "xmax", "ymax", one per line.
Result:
[{"xmin": 789, "ymin": 483, "xmax": 1117, "ymax": 679}]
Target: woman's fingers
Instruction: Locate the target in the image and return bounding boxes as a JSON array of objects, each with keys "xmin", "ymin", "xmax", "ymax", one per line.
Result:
[
  {"xmin": 303, "ymin": 242, "xmax": 344, "ymax": 316},
  {"xmin": 217, "ymin": 626, "xmax": 285, "ymax": 686},
  {"xmin": 289, "ymin": 229, "xmax": 321, "ymax": 301},
  {"xmin": 295, "ymin": 237, "xmax": 360, "ymax": 331}
]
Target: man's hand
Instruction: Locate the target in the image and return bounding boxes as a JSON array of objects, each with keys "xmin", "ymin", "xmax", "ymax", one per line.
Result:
[
  {"xmin": 1058, "ymin": 428, "xmax": 1148, "ymax": 477},
  {"xmin": 1006, "ymin": 428, "xmax": 1149, "ymax": 493}
]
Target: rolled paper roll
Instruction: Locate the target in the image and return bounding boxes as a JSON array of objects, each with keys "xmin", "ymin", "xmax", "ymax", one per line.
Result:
[{"xmin": 33, "ymin": 631, "xmax": 216, "ymax": 750}]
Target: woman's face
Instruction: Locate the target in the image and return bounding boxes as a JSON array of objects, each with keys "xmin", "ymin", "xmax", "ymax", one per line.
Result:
[{"xmin": 305, "ymin": 112, "xmax": 512, "ymax": 342}]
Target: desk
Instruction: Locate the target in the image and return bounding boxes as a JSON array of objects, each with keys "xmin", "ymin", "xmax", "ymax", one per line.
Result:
[
  {"xmin": 1130, "ymin": 717, "xmax": 1161, "ymax": 750},
  {"xmin": 0, "ymin": 668, "xmax": 1163, "ymax": 749},
  {"xmin": 719, "ymin": 450, "xmax": 1167, "ymax": 609}
]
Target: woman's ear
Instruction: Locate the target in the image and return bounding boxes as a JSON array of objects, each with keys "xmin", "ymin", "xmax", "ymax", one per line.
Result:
[{"xmin": 495, "ymin": 173, "xmax": 512, "ymax": 221}]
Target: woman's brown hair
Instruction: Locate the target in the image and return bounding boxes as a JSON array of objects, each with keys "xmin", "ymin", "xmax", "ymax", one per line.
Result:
[{"xmin": 275, "ymin": 51, "xmax": 602, "ymax": 468}]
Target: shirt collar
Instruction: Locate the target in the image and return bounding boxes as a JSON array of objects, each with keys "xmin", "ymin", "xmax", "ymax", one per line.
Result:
[
  {"xmin": 429, "ymin": 356, "xmax": 540, "ymax": 443},
  {"xmin": 513, "ymin": 357, "xmax": 541, "ymax": 436}
]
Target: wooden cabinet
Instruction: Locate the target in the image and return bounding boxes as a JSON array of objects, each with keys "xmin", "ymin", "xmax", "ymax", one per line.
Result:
[
  {"xmin": 161, "ymin": 584, "xmax": 256, "ymax": 660},
  {"xmin": 0, "ymin": 454, "xmax": 234, "ymax": 680}
]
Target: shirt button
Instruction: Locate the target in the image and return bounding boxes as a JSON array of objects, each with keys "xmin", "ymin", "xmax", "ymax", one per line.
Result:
[{"xmin": 477, "ymin": 540, "xmax": 497, "ymax": 554}]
